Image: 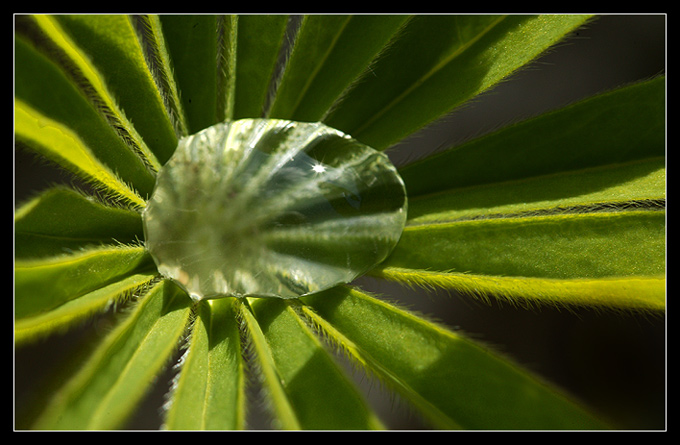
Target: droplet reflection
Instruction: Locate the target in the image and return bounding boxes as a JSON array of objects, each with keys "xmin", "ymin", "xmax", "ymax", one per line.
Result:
[{"xmin": 143, "ymin": 119, "xmax": 407, "ymax": 300}]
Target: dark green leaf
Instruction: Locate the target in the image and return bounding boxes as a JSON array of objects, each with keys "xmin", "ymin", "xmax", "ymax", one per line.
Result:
[
  {"xmin": 249, "ymin": 298, "xmax": 383, "ymax": 430},
  {"xmin": 234, "ymin": 15, "xmax": 289, "ymax": 119},
  {"xmin": 303, "ymin": 287, "xmax": 609, "ymax": 429},
  {"xmin": 399, "ymin": 76, "xmax": 666, "ymax": 197},
  {"xmin": 325, "ymin": 15, "xmax": 592, "ymax": 150},
  {"xmin": 160, "ymin": 15, "xmax": 236, "ymax": 132},
  {"xmin": 269, "ymin": 15, "xmax": 410, "ymax": 122}
]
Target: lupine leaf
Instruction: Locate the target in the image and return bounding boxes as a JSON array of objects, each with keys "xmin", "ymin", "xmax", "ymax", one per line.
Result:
[
  {"xmin": 373, "ymin": 268, "xmax": 665, "ymax": 312},
  {"xmin": 159, "ymin": 15, "xmax": 288, "ymax": 124},
  {"xmin": 14, "ymin": 272, "xmax": 157, "ymax": 345},
  {"xmin": 162, "ymin": 298, "xmax": 246, "ymax": 430},
  {"xmin": 302, "ymin": 286, "xmax": 610, "ymax": 429},
  {"xmin": 14, "ymin": 36, "xmax": 157, "ymax": 197},
  {"xmin": 15, "ymin": 100, "xmax": 147, "ymax": 208},
  {"xmin": 391, "ymin": 210, "xmax": 665, "ymax": 280},
  {"xmin": 324, "ymin": 14, "xmax": 593, "ymax": 150},
  {"xmin": 160, "ymin": 15, "xmax": 237, "ymax": 132},
  {"xmin": 15, "ymin": 15, "xmax": 162, "ymax": 175},
  {"xmin": 249, "ymin": 298, "xmax": 384, "ymax": 430},
  {"xmin": 233, "ymin": 15, "xmax": 289, "ymax": 119},
  {"xmin": 31, "ymin": 280, "xmax": 193, "ymax": 430},
  {"xmin": 15, "ymin": 245, "xmax": 154, "ymax": 319},
  {"xmin": 399, "ymin": 76, "xmax": 665, "ymax": 197},
  {"xmin": 53, "ymin": 14, "xmax": 184, "ymax": 163},
  {"xmin": 131, "ymin": 15, "xmax": 189, "ymax": 137},
  {"xmin": 405, "ymin": 158, "xmax": 665, "ymax": 225},
  {"xmin": 377, "ymin": 210, "xmax": 665, "ymax": 310},
  {"xmin": 238, "ymin": 299, "xmax": 301, "ymax": 429},
  {"xmin": 15, "ymin": 187, "xmax": 144, "ymax": 259},
  {"xmin": 268, "ymin": 15, "xmax": 410, "ymax": 122}
]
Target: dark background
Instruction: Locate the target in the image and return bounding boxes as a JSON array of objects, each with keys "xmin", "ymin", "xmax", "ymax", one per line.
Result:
[{"xmin": 15, "ymin": 14, "xmax": 666, "ymax": 430}]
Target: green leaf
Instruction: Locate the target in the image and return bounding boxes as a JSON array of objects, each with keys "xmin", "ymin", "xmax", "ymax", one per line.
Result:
[
  {"xmin": 162, "ymin": 298, "xmax": 246, "ymax": 430},
  {"xmin": 15, "ymin": 15, "xmax": 162, "ymax": 174},
  {"xmin": 161, "ymin": 14, "xmax": 288, "ymax": 124},
  {"xmin": 15, "ymin": 100, "xmax": 147, "ymax": 208},
  {"xmin": 52, "ymin": 14, "xmax": 184, "ymax": 163},
  {"xmin": 382, "ymin": 78, "xmax": 667, "ymax": 311},
  {"xmin": 233, "ymin": 15, "xmax": 289, "ymax": 119},
  {"xmin": 324, "ymin": 15, "xmax": 592, "ymax": 150},
  {"xmin": 374, "ymin": 268, "xmax": 665, "ymax": 313},
  {"xmin": 15, "ymin": 245, "xmax": 154, "ymax": 319},
  {"xmin": 269, "ymin": 15, "xmax": 410, "ymax": 122},
  {"xmin": 14, "ymin": 36, "xmax": 157, "ymax": 197},
  {"xmin": 395, "ymin": 210, "xmax": 665, "ymax": 281},
  {"xmin": 248, "ymin": 298, "xmax": 384, "ymax": 430},
  {"xmin": 160, "ymin": 15, "xmax": 236, "ymax": 132},
  {"xmin": 15, "ymin": 187, "xmax": 144, "ymax": 259},
  {"xmin": 130, "ymin": 15, "xmax": 189, "ymax": 137},
  {"xmin": 405, "ymin": 158, "xmax": 665, "ymax": 225},
  {"xmin": 377, "ymin": 210, "xmax": 665, "ymax": 310},
  {"xmin": 14, "ymin": 273, "xmax": 157, "ymax": 345},
  {"xmin": 399, "ymin": 76, "xmax": 666, "ymax": 197},
  {"xmin": 303, "ymin": 287, "xmax": 609, "ymax": 430},
  {"xmin": 31, "ymin": 280, "xmax": 193, "ymax": 430},
  {"xmin": 238, "ymin": 299, "xmax": 300, "ymax": 429}
]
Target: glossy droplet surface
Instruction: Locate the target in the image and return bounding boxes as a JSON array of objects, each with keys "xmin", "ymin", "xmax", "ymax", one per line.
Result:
[{"xmin": 143, "ymin": 119, "xmax": 407, "ymax": 300}]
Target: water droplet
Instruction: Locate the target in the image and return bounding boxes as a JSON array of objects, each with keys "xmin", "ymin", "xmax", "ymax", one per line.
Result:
[{"xmin": 142, "ymin": 119, "xmax": 407, "ymax": 300}]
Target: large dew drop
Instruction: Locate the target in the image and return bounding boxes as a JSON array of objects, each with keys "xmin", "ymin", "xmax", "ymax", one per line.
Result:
[{"xmin": 143, "ymin": 119, "xmax": 407, "ymax": 300}]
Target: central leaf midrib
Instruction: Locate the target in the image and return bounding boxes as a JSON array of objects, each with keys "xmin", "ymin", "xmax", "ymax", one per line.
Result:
[{"xmin": 405, "ymin": 198, "xmax": 666, "ymax": 227}]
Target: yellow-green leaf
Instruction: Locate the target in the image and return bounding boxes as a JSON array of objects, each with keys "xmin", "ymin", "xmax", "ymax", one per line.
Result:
[
  {"xmin": 15, "ymin": 15, "xmax": 162, "ymax": 172},
  {"xmin": 52, "ymin": 14, "xmax": 184, "ymax": 163},
  {"xmin": 15, "ymin": 100, "xmax": 147, "ymax": 209},
  {"xmin": 377, "ymin": 210, "xmax": 665, "ymax": 310}
]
